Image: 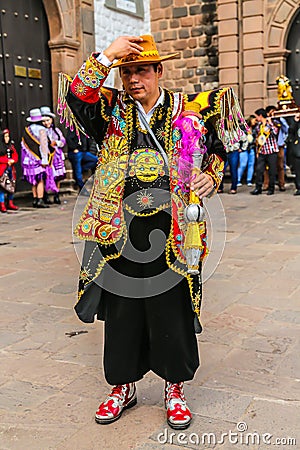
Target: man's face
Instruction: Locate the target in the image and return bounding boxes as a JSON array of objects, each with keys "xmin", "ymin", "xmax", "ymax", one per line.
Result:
[
  {"xmin": 255, "ymin": 114, "xmax": 262, "ymax": 122},
  {"xmin": 120, "ymin": 63, "xmax": 162, "ymax": 110}
]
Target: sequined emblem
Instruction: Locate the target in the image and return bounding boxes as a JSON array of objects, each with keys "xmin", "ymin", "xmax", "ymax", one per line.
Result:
[
  {"xmin": 136, "ymin": 190, "xmax": 154, "ymax": 209},
  {"xmin": 129, "ymin": 148, "xmax": 165, "ymax": 182},
  {"xmin": 74, "ymin": 82, "xmax": 88, "ymax": 96}
]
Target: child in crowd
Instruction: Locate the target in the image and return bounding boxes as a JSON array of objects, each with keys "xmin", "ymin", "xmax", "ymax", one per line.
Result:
[{"xmin": 0, "ymin": 129, "xmax": 19, "ymax": 213}]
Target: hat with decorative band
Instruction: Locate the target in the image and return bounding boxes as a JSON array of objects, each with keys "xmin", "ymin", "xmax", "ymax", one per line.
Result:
[
  {"xmin": 26, "ymin": 108, "xmax": 43, "ymax": 123},
  {"xmin": 40, "ymin": 106, "xmax": 56, "ymax": 118},
  {"xmin": 112, "ymin": 34, "xmax": 179, "ymax": 68}
]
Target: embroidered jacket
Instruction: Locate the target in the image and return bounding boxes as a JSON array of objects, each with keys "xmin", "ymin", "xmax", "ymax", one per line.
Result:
[{"xmin": 64, "ymin": 53, "xmax": 226, "ymax": 323}]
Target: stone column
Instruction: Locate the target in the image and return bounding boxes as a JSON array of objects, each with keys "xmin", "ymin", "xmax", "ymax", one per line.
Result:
[
  {"xmin": 44, "ymin": 0, "xmax": 95, "ymax": 109},
  {"xmin": 218, "ymin": 0, "xmax": 265, "ymax": 116},
  {"xmin": 217, "ymin": 0, "xmax": 239, "ymax": 99},
  {"xmin": 48, "ymin": 39, "xmax": 80, "ymax": 107},
  {"xmin": 242, "ymin": 0, "xmax": 265, "ymax": 115}
]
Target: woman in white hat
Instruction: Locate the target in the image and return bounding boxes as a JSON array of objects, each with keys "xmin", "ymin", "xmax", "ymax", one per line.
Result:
[
  {"xmin": 41, "ymin": 106, "xmax": 66, "ymax": 204},
  {"xmin": 20, "ymin": 108, "xmax": 56, "ymax": 208}
]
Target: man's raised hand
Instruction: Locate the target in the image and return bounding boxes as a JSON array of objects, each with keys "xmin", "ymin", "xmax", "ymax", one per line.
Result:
[{"xmin": 103, "ymin": 36, "xmax": 144, "ymax": 63}]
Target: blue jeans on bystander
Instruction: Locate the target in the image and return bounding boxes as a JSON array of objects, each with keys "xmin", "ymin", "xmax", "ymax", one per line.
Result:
[
  {"xmin": 238, "ymin": 149, "xmax": 255, "ymax": 184},
  {"xmin": 68, "ymin": 151, "xmax": 98, "ymax": 189},
  {"xmin": 219, "ymin": 150, "xmax": 239, "ymax": 192}
]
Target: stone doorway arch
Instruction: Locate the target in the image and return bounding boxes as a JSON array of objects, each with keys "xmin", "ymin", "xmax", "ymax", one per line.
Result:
[
  {"xmin": 42, "ymin": 0, "xmax": 94, "ymax": 108},
  {"xmin": 265, "ymin": 1, "xmax": 300, "ymax": 106}
]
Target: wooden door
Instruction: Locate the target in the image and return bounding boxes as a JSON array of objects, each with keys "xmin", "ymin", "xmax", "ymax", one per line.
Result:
[{"xmin": 0, "ymin": 0, "xmax": 52, "ymax": 189}]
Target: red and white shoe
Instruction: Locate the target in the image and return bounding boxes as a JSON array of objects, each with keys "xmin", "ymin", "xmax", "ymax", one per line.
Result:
[
  {"xmin": 95, "ymin": 383, "xmax": 137, "ymax": 424},
  {"xmin": 165, "ymin": 382, "xmax": 192, "ymax": 430}
]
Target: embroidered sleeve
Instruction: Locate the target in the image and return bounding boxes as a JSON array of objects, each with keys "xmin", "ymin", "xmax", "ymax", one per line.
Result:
[
  {"xmin": 202, "ymin": 154, "xmax": 224, "ymax": 192},
  {"xmin": 70, "ymin": 53, "xmax": 111, "ymax": 104}
]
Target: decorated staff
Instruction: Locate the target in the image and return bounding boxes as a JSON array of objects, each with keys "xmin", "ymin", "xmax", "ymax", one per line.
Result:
[{"xmin": 175, "ymin": 105, "xmax": 208, "ymax": 274}]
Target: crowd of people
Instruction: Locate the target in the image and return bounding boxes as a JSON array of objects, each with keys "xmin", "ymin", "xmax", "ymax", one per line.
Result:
[
  {"xmin": 1, "ymin": 102, "xmax": 299, "ymax": 214},
  {"xmin": 218, "ymin": 106, "xmax": 300, "ymax": 196},
  {"xmin": 0, "ymin": 107, "xmax": 98, "ymax": 213}
]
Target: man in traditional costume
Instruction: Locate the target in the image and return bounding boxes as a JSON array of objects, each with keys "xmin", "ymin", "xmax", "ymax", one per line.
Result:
[{"xmin": 59, "ymin": 35, "xmax": 244, "ymax": 429}]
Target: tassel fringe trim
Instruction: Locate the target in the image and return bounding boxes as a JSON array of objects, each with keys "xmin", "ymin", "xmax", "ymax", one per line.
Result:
[{"xmin": 57, "ymin": 72, "xmax": 88, "ymax": 144}]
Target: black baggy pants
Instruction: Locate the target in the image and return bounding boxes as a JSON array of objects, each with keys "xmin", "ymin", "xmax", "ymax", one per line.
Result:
[{"xmin": 98, "ymin": 210, "xmax": 200, "ymax": 385}]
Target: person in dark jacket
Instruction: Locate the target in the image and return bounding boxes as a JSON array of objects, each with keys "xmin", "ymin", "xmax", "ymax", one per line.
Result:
[{"xmin": 66, "ymin": 128, "xmax": 98, "ymax": 191}]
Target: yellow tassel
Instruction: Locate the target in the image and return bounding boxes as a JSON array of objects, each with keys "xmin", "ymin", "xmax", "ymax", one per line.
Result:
[
  {"xmin": 184, "ymin": 222, "xmax": 203, "ymax": 250},
  {"xmin": 189, "ymin": 167, "xmax": 201, "ymax": 205},
  {"xmin": 189, "ymin": 190, "xmax": 199, "ymax": 204}
]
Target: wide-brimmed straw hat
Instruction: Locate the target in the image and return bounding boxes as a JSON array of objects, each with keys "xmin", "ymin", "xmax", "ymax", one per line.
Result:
[
  {"xmin": 26, "ymin": 108, "xmax": 43, "ymax": 123},
  {"xmin": 40, "ymin": 106, "xmax": 56, "ymax": 118},
  {"xmin": 112, "ymin": 35, "xmax": 179, "ymax": 68}
]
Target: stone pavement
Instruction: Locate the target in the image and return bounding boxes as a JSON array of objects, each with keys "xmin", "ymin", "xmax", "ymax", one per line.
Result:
[{"xmin": 0, "ymin": 182, "xmax": 299, "ymax": 450}]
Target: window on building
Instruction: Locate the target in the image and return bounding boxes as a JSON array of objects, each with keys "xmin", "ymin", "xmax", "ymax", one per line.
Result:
[{"xmin": 104, "ymin": 0, "xmax": 144, "ymax": 19}]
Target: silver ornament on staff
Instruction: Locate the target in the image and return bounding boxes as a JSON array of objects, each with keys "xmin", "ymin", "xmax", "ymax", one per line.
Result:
[{"xmin": 183, "ymin": 150, "xmax": 206, "ymax": 274}]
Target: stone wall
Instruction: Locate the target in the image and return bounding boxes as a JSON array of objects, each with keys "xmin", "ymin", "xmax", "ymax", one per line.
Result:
[
  {"xmin": 94, "ymin": 0, "xmax": 151, "ymax": 87},
  {"xmin": 150, "ymin": 0, "xmax": 219, "ymax": 93}
]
